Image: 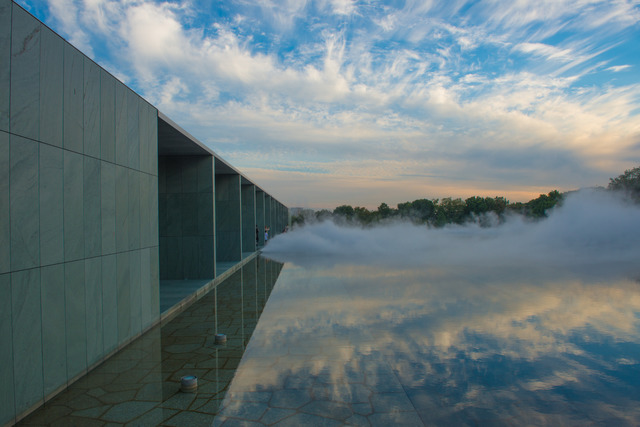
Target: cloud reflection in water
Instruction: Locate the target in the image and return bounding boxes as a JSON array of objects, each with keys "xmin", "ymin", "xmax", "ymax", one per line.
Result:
[{"xmin": 218, "ymin": 191, "xmax": 640, "ymax": 425}]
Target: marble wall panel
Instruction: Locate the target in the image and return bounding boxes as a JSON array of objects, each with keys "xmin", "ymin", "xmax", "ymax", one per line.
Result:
[
  {"xmin": 64, "ymin": 150, "xmax": 84, "ymax": 261},
  {"xmin": 140, "ymin": 247, "xmax": 152, "ymax": 327},
  {"xmin": 39, "ymin": 143, "xmax": 64, "ymax": 266},
  {"xmin": 216, "ymin": 231, "xmax": 241, "ymax": 262},
  {"xmin": 160, "ymin": 236, "xmax": 182, "ymax": 280},
  {"xmin": 157, "ymin": 157, "xmax": 167, "ymax": 193},
  {"xmin": 63, "ymin": 43, "xmax": 83, "ymax": 153},
  {"xmin": 84, "ymin": 156, "xmax": 101, "ymax": 258},
  {"xmin": 182, "ymin": 158, "xmax": 198, "ymax": 193},
  {"xmin": 114, "ymin": 80, "xmax": 127, "ymax": 166},
  {"xmin": 256, "ymin": 191, "xmax": 265, "ymax": 246},
  {"xmin": 182, "ymin": 236, "xmax": 198, "ymax": 279},
  {"xmin": 10, "ymin": 5, "xmax": 40, "ymax": 140},
  {"xmin": 149, "ymin": 176, "xmax": 159, "ymax": 247},
  {"xmin": 101, "ymin": 254, "xmax": 118, "ymax": 353},
  {"xmin": 10, "ymin": 135, "xmax": 39, "ymax": 270},
  {"xmin": 0, "ymin": 273, "xmax": 15, "ymax": 426},
  {"xmin": 127, "ymin": 89, "xmax": 139, "ymax": 170},
  {"xmin": 149, "ymin": 107, "xmax": 158, "ymax": 176},
  {"xmin": 198, "ymin": 236, "xmax": 215, "ymax": 278},
  {"xmin": 41, "ymin": 264, "xmax": 66, "ymax": 396},
  {"xmin": 101, "ymin": 161, "xmax": 116, "ymax": 255},
  {"xmin": 12, "ymin": 268, "xmax": 43, "ymax": 415},
  {"xmin": 83, "ymin": 57, "xmax": 100, "ymax": 158},
  {"xmin": 65, "ymin": 260, "xmax": 86, "ymax": 380},
  {"xmin": 198, "ymin": 192, "xmax": 214, "ymax": 236},
  {"xmin": 128, "ymin": 169, "xmax": 141, "ymax": 250},
  {"xmin": 149, "ymin": 247, "xmax": 159, "ymax": 320},
  {"xmin": 129, "ymin": 249, "xmax": 141, "ymax": 335},
  {"xmin": 100, "ymin": 69, "xmax": 115, "ymax": 162},
  {"xmin": 0, "ymin": 0, "xmax": 10, "ymax": 132},
  {"xmin": 116, "ymin": 252, "xmax": 131, "ymax": 343},
  {"xmin": 139, "ymin": 101, "xmax": 149, "ymax": 175},
  {"xmin": 140, "ymin": 172, "xmax": 151, "ymax": 248},
  {"xmin": 0, "ymin": 132, "xmax": 9, "ymax": 273},
  {"xmin": 181, "ymin": 193, "xmax": 198, "ymax": 236},
  {"xmin": 85, "ymin": 257, "xmax": 103, "ymax": 367},
  {"xmin": 165, "ymin": 193, "xmax": 182, "ymax": 237},
  {"xmin": 39, "ymin": 26, "xmax": 63, "ymax": 148},
  {"xmin": 115, "ymin": 165, "xmax": 129, "ymax": 252},
  {"xmin": 197, "ymin": 156, "xmax": 213, "ymax": 193},
  {"xmin": 241, "ymin": 185, "xmax": 255, "ymax": 252}
]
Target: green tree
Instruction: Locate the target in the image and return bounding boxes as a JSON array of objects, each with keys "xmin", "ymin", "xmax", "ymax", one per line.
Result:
[
  {"xmin": 525, "ymin": 190, "xmax": 563, "ymax": 218},
  {"xmin": 608, "ymin": 166, "xmax": 640, "ymax": 201},
  {"xmin": 333, "ymin": 205, "xmax": 355, "ymax": 220},
  {"xmin": 377, "ymin": 202, "xmax": 393, "ymax": 219}
]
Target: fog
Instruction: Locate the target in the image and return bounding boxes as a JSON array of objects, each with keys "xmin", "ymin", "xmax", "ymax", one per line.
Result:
[{"xmin": 264, "ymin": 189, "xmax": 640, "ymax": 278}]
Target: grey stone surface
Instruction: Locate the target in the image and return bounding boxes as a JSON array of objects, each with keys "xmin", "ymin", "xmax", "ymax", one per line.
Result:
[
  {"xmin": 39, "ymin": 26, "xmax": 63, "ymax": 148},
  {"xmin": 198, "ymin": 192, "xmax": 214, "ymax": 236},
  {"xmin": 41, "ymin": 264, "xmax": 67, "ymax": 396},
  {"xmin": 0, "ymin": 273, "xmax": 14, "ymax": 426},
  {"xmin": 115, "ymin": 165, "xmax": 129, "ymax": 252},
  {"xmin": 150, "ymin": 176, "xmax": 159, "ymax": 247},
  {"xmin": 10, "ymin": 5, "xmax": 40, "ymax": 140},
  {"xmin": 102, "ymin": 254, "xmax": 118, "ymax": 353},
  {"xmin": 127, "ymin": 90, "xmax": 139, "ymax": 170},
  {"xmin": 100, "ymin": 69, "xmax": 115, "ymax": 162},
  {"xmin": 0, "ymin": 132, "xmax": 9, "ymax": 273},
  {"xmin": 83, "ymin": 57, "xmax": 100, "ymax": 157},
  {"xmin": 85, "ymin": 257, "xmax": 103, "ymax": 367},
  {"xmin": 0, "ymin": 0, "xmax": 10, "ymax": 132},
  {"xmin": 12, "ymin": 267, "xmax": 43, "ymax": 415},
  {"xmin": 181, "ymin": 193, "xmax": 198, "ymax": 235},
  {"xmin": 241, "ymin": 185, "xmax": 256, "ymax": 252},
  {"xmin": 10, "ymin": 135, "xmax": 40, "ymax": 270},
  {"xmin": 65, "ymin": 260, "xmax": 87, "ymax": 380},
  {"xmin": 139, "ymin": 100, "xmax": 149, "ymax": 174},
  {"xmin": 84, "ymin": 156, "xmax": 101, "ymax": 258},
  {"xmin": 64, "ymin": 150, "xmax": 84, "ymax": 261},
  {"xmin": 149, "ymin": 246, "xmax": 160, "ymax": 320},
  {"xmin": 39, "ymin": 143, "xmax": 64, "ymax": 266},
  {"xmin": 128, "ymin": 169, "xmax": 141, "ymax": 250},
  {"xmin": 115, "ymin": 80, "xmax": 127, "ymax": 166},
  {"xmin": 149, "ymin": 107, "xmax": 158, "ymax": 176},
  {"xmin": 140, "ymin": 247, "xmax": 152, "ymax": 327},
  {"xmin": 101, "ymin": 161, "xmax": 116, "ymax": 255},
  {"xmin": 129, "ymin": 249, "xmax": 141, "ymax": 335},
  {"xmin": 117, "ymin": 251, "xmax": 131, "ymax": 343},
  {"xmin": 63, "ymin": 43, "xmax": 83, "ymax": 153}
]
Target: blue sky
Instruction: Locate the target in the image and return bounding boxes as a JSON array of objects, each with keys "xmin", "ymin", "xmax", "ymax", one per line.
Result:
[{"xmin": 20, "ymin": 0, "xmax": 640, "ymax": 209}]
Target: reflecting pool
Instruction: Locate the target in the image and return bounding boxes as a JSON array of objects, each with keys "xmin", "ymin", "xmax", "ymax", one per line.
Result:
[
  {"xmin": 215, "ymin": 259, "xmax": 640, "ymax": 426},
  {"xmin": 17, "ymin": 257, "xmax": 283, "ymax": 427}
]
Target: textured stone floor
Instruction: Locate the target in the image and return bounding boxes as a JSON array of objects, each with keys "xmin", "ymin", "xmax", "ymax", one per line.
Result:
[{"xmin": 17, "ymin": 257, "xmax": 281, "ymax": 427}]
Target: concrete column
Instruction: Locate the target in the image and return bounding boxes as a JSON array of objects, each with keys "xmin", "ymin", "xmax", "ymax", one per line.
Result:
[
  {"xmin": 215, "ymin": 173, "xmax": 242, "ymax": 262},
  {"xmin": 241, "ymin": 184, "xmax": 256, "ymax": 253},
  {"xmin": 256, "ymin": 190, "xmax": 265, "ymax": 246}
]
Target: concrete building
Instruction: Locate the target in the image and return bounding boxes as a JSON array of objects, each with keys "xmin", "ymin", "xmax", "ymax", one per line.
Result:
[{"xmin": 0, "ymin": 1, "xmax": 288, "ymax": 425}]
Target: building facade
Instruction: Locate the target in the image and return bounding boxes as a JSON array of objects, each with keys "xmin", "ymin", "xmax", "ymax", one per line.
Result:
[{"xmin": 0, "ymin": 1, "xmax": 288, "ymax": 425}]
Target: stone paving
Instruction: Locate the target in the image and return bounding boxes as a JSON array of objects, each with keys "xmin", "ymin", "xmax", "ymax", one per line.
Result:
[{"xmin": 17, "ymin": 257, "xmax": 282, "ymax": 427}]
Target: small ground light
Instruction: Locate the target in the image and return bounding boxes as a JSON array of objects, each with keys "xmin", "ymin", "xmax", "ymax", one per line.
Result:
[
  {"xmin": 215, "ymin": 333, "xmax": 227, "ymax": 344},
  {"xmin": 181, "ymin": 375, "xmax": 198, "ymax": 393}
]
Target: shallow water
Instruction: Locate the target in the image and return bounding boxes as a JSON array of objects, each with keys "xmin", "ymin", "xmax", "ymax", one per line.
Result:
[
  {"xmin": 17, "ymin": 258, "xmax": 283, "ymax": 427},
  {"xmin": 215, "ymin": 258, "xmax": 640, "ymax": 426}
]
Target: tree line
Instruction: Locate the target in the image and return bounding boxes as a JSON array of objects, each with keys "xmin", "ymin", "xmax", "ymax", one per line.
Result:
[{"xmin": 291, "ymin": 166, "xmax": 640, "ymax": 228}]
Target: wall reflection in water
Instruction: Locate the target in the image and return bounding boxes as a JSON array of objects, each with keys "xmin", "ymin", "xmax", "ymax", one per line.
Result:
[
  {"xmin": 18, "ymin": 257, "xmax": 283, "ymax": 427},
  {"xmin": 216, "ymin": 259, "xmax": 640, "ymax": 426}
]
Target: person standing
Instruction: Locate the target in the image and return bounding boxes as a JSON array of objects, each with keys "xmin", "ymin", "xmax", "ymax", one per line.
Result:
[{"xmin": 264, "ymin": 227, "xmax": 269, "ymax": 245}]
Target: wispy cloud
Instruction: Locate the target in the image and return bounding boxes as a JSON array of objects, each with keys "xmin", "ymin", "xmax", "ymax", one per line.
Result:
[{"xmin": 29, "ymin": 0, "xmax": 640, "ymax": 208}]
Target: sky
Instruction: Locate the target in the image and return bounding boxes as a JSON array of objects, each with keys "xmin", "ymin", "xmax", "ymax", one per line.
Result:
[{"xmin": 20, "ymin": 0, "xmax": 640, "ymax": 209}]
